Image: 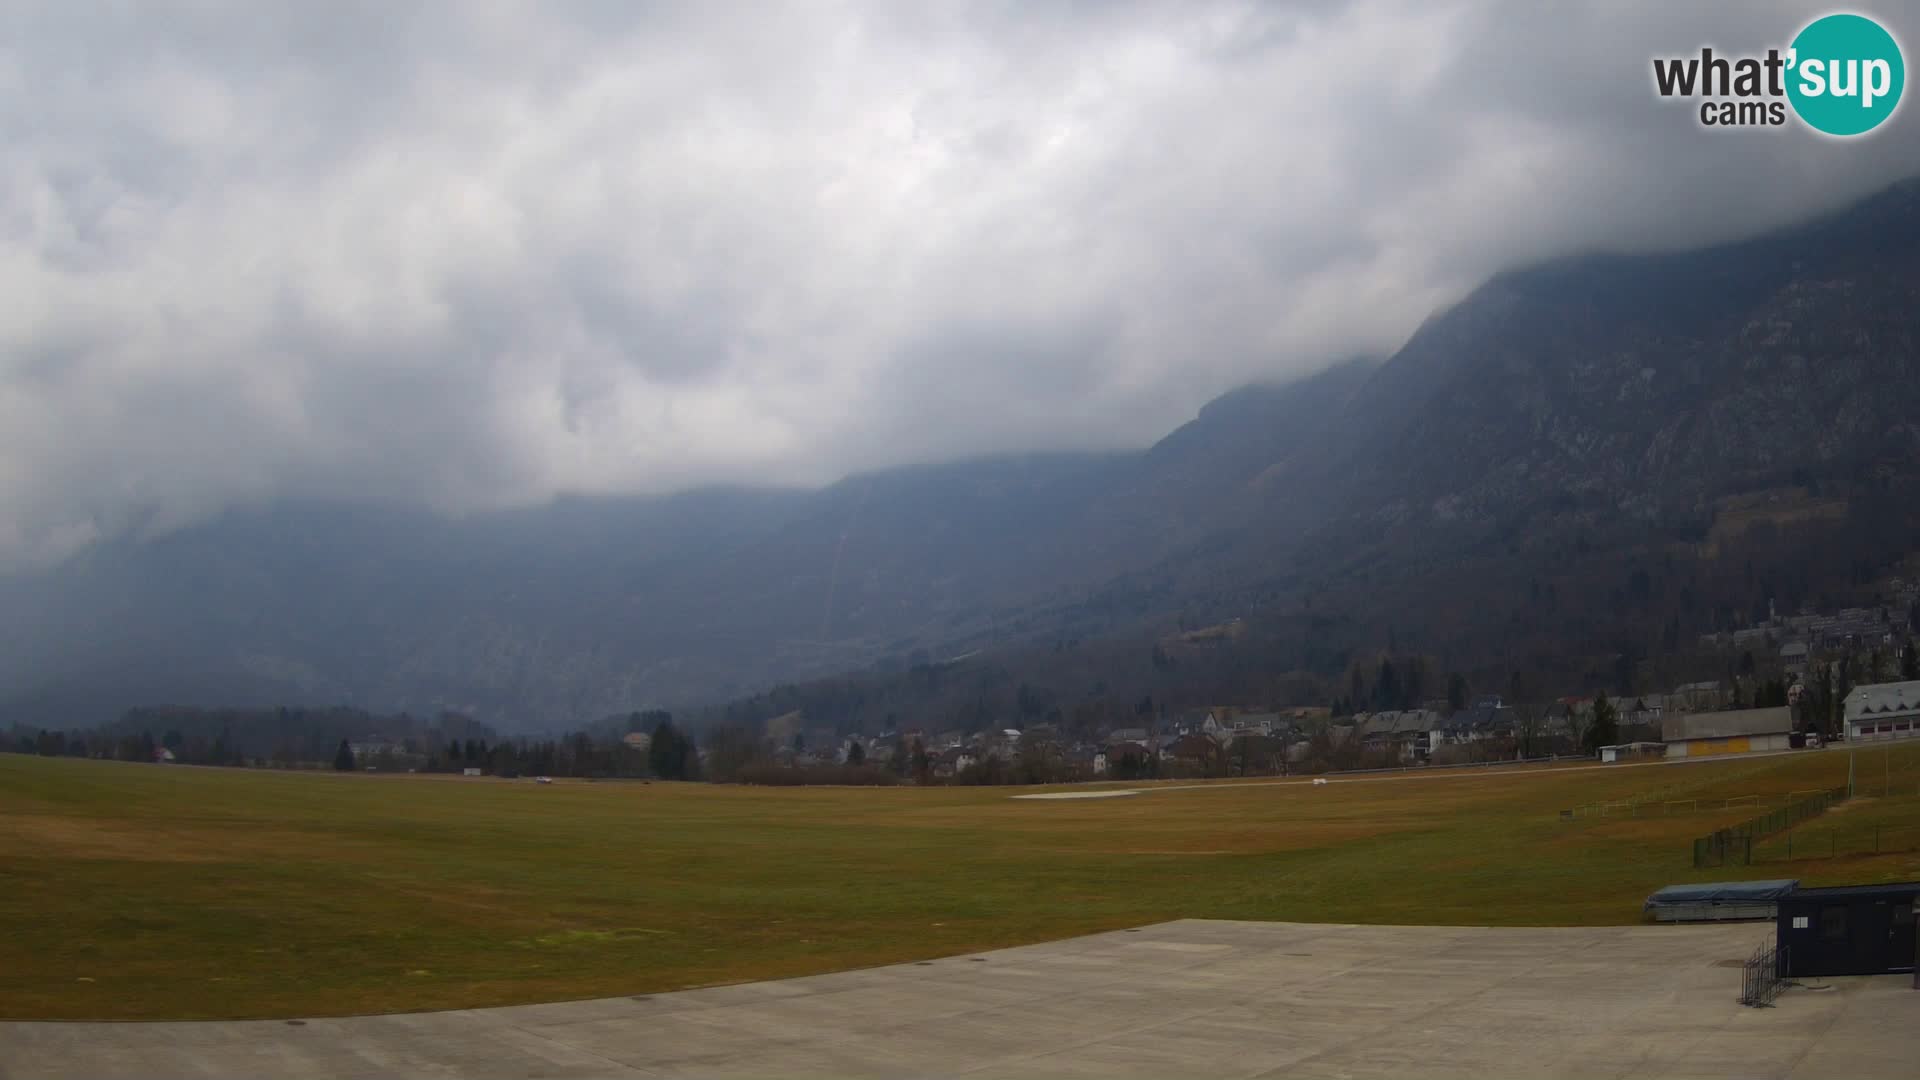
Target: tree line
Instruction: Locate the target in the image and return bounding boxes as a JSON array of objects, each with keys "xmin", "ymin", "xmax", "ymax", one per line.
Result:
[{"xmin": 5, "ymin": 706, "xmax": 701, "ymax": 781}]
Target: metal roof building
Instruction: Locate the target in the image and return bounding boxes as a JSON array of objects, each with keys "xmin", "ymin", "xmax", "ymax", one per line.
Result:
[
  {"xmin": 1660, "ymin": 706, "xmax": 1792, "ymax": 758},
  {"xmin": 1843, "ymin": 680, "xmax": 1920, "ymax": 743}
]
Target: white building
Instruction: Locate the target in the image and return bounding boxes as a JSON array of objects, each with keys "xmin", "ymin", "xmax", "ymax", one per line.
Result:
[{"xmin": 1843, "ymin": 680, "xmax": 1920, "ymax": 743}]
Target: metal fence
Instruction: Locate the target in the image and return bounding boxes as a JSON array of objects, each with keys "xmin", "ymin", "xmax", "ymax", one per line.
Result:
[
  {"xmin": 1739, "ymin": 941, "xmax": 1789, "ymax": 1007},
  {"xmin": 1750, "ymin": 824, "xmax": 1920, "ymax": 863},
  {"xmin": 1565, "ymin": 794, "xmax": 1770, "ymax": 820},
  {"xmin": 1691, "ymin": 785, "xmax": 1849, "ymax": 867}
]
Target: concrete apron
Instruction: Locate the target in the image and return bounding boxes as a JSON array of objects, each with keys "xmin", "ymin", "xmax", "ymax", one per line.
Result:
[{"xmin": 1, "ymin": 920, "xmax": 1911, "ymax": 1079}]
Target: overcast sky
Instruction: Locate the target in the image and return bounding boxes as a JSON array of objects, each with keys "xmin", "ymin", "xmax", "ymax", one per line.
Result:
[{"xmin": 3, "ymin": 1, "xmax": 1918, "ymax": 568}]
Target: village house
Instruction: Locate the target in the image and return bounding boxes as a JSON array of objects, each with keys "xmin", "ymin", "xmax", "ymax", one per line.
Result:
[
  {"xmin": 1351, "ymin": 712, "xmax": 1385, "ymax": 750},
  {"xmin": 1398, "ymin": 708, "xmax": 1446, "ymax": 760},
  {"xmin": 348, "ymin": 736, "xmax": 402, "ymax": 759},
  {"xmin": 1670, "ymin": 681, "xmax": 1724, "ymax": 713},
  {"xmin": 1230, "ymin": 712, "xmax": 1283, "ymax": 737},
  {"xmin": 1163, "ymin": 732, "xmax": 1219, "ymax": 769},
  {"xmin": 932, "ymin": 746, "xmax": 977, "ymax": 778},
  {"xmin": 1609, "ymin": 698, "xmax": 1664, "ymax": 742},
  {"xmin": 1220, "ymin": 730, "xmax": 1286, "ymax": 772},
  {"xmin": 1440, "ymin": 698, "xmax": 1511, "ymax": 747},
  {"xmin": 1357, "ymin": 712, "xmax": 1399, "ymax": 756},
  {"xmin": 1537, "ymin": 703, "xmax": 1577, "ymax": 750},
  {"xmin": 1107, "ymin": 740, "xmax": 1153, "ymax": 771},
  {"xmin": 1779, "ymin": 640, "xmax": 1810, "ymax": 674}
]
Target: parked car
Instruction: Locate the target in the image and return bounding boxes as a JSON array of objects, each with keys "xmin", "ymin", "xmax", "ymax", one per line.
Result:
[{"xmin": 535, "ymin": 776, "xmax": 553, "ymax": 784}]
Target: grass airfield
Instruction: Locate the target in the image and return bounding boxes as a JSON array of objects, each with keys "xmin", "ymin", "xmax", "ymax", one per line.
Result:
[{"xmin": 3, "ymin": 746, "xmax": 1918, "ymax": 1020}]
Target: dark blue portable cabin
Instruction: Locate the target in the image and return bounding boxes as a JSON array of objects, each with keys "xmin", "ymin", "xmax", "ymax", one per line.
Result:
[{"xmin": 1775, "ymin": 881, "xmax": 1919, "ymax": 979}]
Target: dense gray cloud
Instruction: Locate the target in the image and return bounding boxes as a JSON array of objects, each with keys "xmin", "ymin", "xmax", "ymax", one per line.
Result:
[{"xmin": 2, "ymin": 0, "xmax": 1918, "ymax": 567}]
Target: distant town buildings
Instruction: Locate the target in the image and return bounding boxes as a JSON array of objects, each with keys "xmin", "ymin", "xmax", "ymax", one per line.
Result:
[
  {"xmin": 727, "ymin": 586, "xmax": 1920, "ymax": 779},
  {"xmin": 347, "ymin": 736, "xmax": 403, "ymax": 759},
  {"xmin": 1701, "ymin": 595, "xmax": 1913, "ymax": 659}
]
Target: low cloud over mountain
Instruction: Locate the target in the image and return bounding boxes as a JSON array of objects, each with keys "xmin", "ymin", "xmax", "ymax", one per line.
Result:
[{"xmin": 4, "ymin": 2, "xmax": 1919, "ymax": 568}]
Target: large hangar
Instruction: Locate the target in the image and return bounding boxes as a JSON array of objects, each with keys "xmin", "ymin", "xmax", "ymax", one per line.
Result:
[{"xmin": 1661, "ymin": 707, "xmax": 1793, "ymax": 758}]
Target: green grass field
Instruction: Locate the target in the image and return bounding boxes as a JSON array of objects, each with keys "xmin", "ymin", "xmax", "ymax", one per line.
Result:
[{"xmin": 4, "ymin": 746, "xmax": 1919, "ymax": 1020}]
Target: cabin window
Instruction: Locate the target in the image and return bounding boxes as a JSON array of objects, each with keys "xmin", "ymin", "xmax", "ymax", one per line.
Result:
[{"xmin": 1820, "ymin": 906, "xmax": 1848, "ymax": 942}]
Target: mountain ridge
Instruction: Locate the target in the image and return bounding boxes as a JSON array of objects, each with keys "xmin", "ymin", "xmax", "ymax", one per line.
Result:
[{"xmin": 6, "ymin": 179, "xmax": 1920, "ymax": 729}]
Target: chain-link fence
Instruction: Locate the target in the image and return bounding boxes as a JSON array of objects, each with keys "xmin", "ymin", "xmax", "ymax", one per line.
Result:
[
  {"xmin": 1691, "ymin": 786, "xmax": 1848, "ymax": 867},
  {"xmin": 1750, "ymin": 823, "xmax": 1920, "ymax": 863}
]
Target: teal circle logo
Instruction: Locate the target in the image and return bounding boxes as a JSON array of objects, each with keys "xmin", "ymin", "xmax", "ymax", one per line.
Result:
[{"xmin": 1787, "ymin": 14, "xmax": 1905, "ymax": 136}]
